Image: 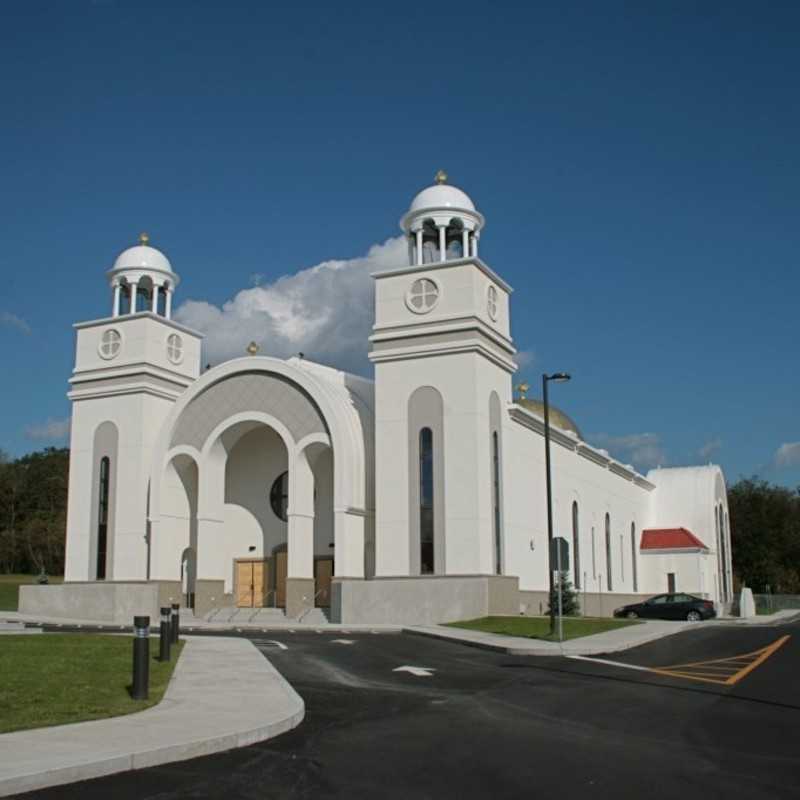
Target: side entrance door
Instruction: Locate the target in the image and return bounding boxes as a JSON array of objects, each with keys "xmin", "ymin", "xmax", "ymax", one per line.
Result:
[
  {"xmin": 314, "ymin": 558, "xmax": 334, "ymax": 607},
  {"xmin": 235, "ymin": 560, "xmax": 267, "ymax": 608}
]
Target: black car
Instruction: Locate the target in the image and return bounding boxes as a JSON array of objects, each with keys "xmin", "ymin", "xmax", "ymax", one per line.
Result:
[{"xmin": 613, "ymin": 593, "xmax": 716, "ymax": 622}]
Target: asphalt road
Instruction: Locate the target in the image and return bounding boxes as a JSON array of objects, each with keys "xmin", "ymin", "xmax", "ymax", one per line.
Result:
[{"xmin": 15, "ymin": 619, "xmax": 800, "ymax": 800}]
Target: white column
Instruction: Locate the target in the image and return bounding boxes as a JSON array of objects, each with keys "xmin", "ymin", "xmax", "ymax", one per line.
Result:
[
  {"xmin": 462, "ymin": 229, "xmax": 470, "ymax": 259},
  {"xmin": 334, "ymin": 509, "xmax": 365, "ymax": 578},
  {"xmin": 471, "ymin": 233, "xmax": 479, "ymax": 258},
  {"xmin": 415, "ymin": 229, "xmax": 423, "ymax": 266},
  {"xmin": 112, "ymin": 283, "xmax": 121, "ymax": 317},
  {"xmin": 407, "ymin": 236, "xmax": 414, "ymax": 266},
  {"xmin": 165, "ymin": 287, "xmax": 173, "ymax": 319},
  {"xmin": 129, "ymin": 281, "xmax": 139, "ymax": 314},
  {"xmin": 287, "ymin": 449, "xmax": 315, "ymax": 580},
  {"xmin": 151, "ymin": 283, "xmax": 159, "ymax": 313},
  {"xmin": 438, "ymin": 224, "xmax": 447, "ymax": 262}
]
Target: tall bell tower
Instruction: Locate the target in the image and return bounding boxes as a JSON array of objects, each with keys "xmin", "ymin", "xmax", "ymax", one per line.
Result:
[
  {"xmin": 370, "ymin": 173, "xmax": 517, "ymax": 579},
  {"xmin": 63, "ymin": 235, "xmax": 202, "ymax": 584}
]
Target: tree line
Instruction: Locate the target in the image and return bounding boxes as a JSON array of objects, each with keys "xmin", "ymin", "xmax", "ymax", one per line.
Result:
[
  {"xmin": 0, "ymin": 448, "xmax": 68, "ymax": 575},
  {"xmin": 0, "ymin": 447, "xmax": 797, "ymax": 591}
]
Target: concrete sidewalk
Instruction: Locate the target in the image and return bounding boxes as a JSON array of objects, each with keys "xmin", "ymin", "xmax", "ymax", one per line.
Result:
[
  {"xmin": 0, "ymin": 636, "xmax": 304, "ymax": 797},
  {"xmin": 405, "ymin": 620, "xmax": 700, "ymax": 656}
]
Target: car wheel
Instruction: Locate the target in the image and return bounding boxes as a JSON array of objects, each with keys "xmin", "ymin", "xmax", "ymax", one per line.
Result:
[
  {"xmin": 686, "ymin": 610, "xmax": 702, "ymax": 622},
  {"xmin": 626, "ymin": 611, "xmax": 638, "ymax": 619}
]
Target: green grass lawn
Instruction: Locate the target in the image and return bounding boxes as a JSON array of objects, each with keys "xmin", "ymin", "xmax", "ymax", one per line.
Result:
[
  {"xmin": 0, "ymin": 574, "xmax": 63, "ymax": 611},
  {"xmin": 446, "ymin": 615, "xmax": 640, "ymax": 641},
  {"xmin": 0, "ymin": 634, "xmax": 184, "ymax": 734}
]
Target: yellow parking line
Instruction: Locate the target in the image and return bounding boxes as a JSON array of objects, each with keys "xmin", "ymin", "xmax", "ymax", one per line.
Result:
[{"xmin": 650, "ymin": 635, "xmax": 790, "ymax": 686}]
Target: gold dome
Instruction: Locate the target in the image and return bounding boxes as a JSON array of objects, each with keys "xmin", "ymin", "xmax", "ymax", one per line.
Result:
[{"xmin": 515, "ymin": 397, "xmax": 584, "ymax": 440}]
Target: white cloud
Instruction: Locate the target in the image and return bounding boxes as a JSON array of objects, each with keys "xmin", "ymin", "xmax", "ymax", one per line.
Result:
[
  {"xmin": 697, "ymin": 437, "xmax": 722, "ymax": 461},
  {"xmin": 590, "ymin": 432, "xmax": 667, "ymax": 471},
  {"xmin": 514, "ymin": 349, "xmax": 536, "ymax": 370},
  {"xmin": 774, "ymin": 442, "xmax": 800, "ymax": 469},
  {"xmin": 175, "ymin": 236, "xmax": 407, "ymax": 374},
  {"xmin": 0, "ymin": 311, "xmax": 31, "ymax": 335},
  {"xmin": 25, "ymin": 417, "xmax": 71, "ymax": 441}
]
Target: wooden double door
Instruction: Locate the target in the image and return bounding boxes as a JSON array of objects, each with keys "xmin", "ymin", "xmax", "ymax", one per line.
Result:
[
  {"xmin": 236, "ymin": 559, "xmax": 269, "ymax": 608},
  {"xmin": 235, "ymin": 555, "xmax": 334, "ymax": 608}
]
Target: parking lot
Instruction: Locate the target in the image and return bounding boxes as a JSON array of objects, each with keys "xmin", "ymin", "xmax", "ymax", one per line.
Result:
[{"xmin": 18, "ymin": 617, "xmax": 800, "ymax": 799}]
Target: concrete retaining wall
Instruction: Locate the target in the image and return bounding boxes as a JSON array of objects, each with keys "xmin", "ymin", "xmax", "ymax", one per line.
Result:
[
  {"xmin": 331, "ymin": 575, "xmax": 518, "ymax": 624},
  {"xmin": 19, "ymin": 582, "xmax": 160, "ymax": 624}
]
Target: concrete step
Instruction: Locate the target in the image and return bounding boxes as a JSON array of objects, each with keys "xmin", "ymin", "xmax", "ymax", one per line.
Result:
[
  {"xmin": 204, "ymin": 606, "xmax": 287, "ymax": 624},
  {"xmin": 297, "ymin": 607, "xmax": 330, "ymax": 625}
]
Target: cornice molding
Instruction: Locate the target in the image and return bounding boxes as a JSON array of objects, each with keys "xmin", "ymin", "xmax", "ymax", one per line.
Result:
[
  {"xmin": 371, "ymin": 256, "xmax": 513, "ymax": 294},
  {"xmin": 74, "ymin": 312, "xmax": 203, "ymax": 339}
]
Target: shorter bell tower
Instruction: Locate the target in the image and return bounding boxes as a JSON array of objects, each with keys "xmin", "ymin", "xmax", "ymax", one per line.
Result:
[
  {"xmin": 63, "ymin": 235, "xmax": 202, "ymax": 584},
  {"xmin": 370, "ymin": 173, "xmax": 516, "ymax": 579}
]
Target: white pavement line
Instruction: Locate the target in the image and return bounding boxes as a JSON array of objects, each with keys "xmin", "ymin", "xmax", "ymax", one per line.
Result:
[
  {"xmin": 331, "ymin": 639, "xmax": 355, "ymax": 645},
  {"xmin": 393, "ymin": 666, "xmax": 436, "ymax": 677},
  {"xmin": 265, "ymin": 640, "xmax": 288, "ymax": 651},
  {"xmin": 567, "ymin": 655, "xmax": 652, "ymax": 673}
]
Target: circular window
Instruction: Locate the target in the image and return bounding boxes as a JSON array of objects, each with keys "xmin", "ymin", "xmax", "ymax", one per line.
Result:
[
  {"xmin": 405, "ymin": 277, "xmax": 440, "ymax": 314},
  {"xmin": 270, "ymin": 471, "xmax": 289, "ymax": 522},
  {"xmin": 98, "ymin": 328, "xmax": 122, "ymax": 360},
  {"xmin": 487, "ymin": 285, "xmax": 498, "ymax": 321},
  {"xmin": 166, "ymin": 333, "xmax": 184, "ymax": 364}
]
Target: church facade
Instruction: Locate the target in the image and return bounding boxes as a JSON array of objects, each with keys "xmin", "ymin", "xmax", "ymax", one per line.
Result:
[{"xmin": 21, "ymin": 176, "xmax": 734, "ymax": 625}]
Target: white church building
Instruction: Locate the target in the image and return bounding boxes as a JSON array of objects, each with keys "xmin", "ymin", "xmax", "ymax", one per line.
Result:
[{"xmin": 22, "ymin": 175, "xmax": 734, "ymax": 625}]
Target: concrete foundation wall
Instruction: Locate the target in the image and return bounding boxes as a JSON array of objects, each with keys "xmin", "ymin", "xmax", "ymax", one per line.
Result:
[
  {"xmin": 194, "ymin": 579, "xmax": 228, "ymax": 616},
  {"xmin": 331, "ymin": 575, "xmax": 518, "ymax": 625},
  {"xmin": 19, "ymin": 582, "xmax": 160, "ymax": 624}
]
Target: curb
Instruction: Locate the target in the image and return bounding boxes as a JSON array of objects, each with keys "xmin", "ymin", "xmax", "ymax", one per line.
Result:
[
  {"xmin": 403, "ymin": 621, "xmax": 696, "ymax": 657},
  {"xmin": 0, "ymin": 638, "xmax": 304, "ymax": 798}
]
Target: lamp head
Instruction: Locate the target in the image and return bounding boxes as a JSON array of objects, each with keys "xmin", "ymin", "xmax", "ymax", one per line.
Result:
[{"xmin": 546, "ymin": 372, "xmax": 571, "ymax": 383}]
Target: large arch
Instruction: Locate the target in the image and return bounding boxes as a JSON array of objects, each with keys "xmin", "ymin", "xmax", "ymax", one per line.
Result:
[{"xmin": 147, "ymin": 357, "xmax": 369, "ymax": 616}]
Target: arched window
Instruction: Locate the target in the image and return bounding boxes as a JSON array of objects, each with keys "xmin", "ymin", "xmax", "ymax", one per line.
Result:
[
  {"xmin": 419, "ymin": 428, "xmax": 435, "ymax": 574},
  {"xmin": 605, "ymin": 513, "xmax": 613, "ymax": 591},
  {"xmin": 572, "ymin": 501, "xmax": 581, "ymax": 588},
  {"xmin": 631, "ymin": 522, "xmax": 638, "ymax": 592},
  {"xmin": 492, "ymin": 432, "xmax": 502, "ymax": 574},
  {"xmin": 96, "ymin": 457, "xmax": 110, "ymax": 580}
]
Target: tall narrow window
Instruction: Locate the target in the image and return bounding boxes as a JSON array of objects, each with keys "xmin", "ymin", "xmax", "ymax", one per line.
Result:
[
  {"xmin": 96, "ymin": 456, "xmax": 110, "ymax": 580},
  {"xmin": 631, "ymin": 522, "xmax": 638, "ymax": 592},
  {"xmin": 572, "ymin": 502, "xmax": 581, "ymax": 588},
  {"xmin": 419, "ymin": 428, "xmax": 434, "ymax": 574},
  {"xmin": 492, "ymin": 432, "xmax": 502, "ymax": 575},
  {"xmin": 605, "ymin": 513, "xmax": 613, "ymax": 591},
  {"xmin": 719, "ymin": 504, "xmax": 728, "ymax": 600}
]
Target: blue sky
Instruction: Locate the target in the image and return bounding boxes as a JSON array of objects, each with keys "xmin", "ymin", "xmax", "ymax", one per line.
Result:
[{"xmin": 1, "ymin": 1, "xmax": 798, "ymax": 487}]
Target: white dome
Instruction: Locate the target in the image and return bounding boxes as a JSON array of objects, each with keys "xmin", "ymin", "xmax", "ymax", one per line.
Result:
[
  {"xmin": 409, "ymin": 183, "xmax": 476, "ymax": 213},
  {"xmin": 112, "ymin": 243, "xmax": 173, "ymax": 274}
]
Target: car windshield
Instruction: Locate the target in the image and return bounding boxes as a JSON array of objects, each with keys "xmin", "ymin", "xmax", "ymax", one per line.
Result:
[{"xmin": 649, "ymin": 596, "xmax": 668, "ymax": 604}]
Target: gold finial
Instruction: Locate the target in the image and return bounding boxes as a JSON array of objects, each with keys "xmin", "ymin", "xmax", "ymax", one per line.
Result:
[
  {"xmin": 246, "ymin": 341, "xmax": 259, "ymax": 356},
  {"xmin": 139, "ymin": 232, "xmax": 150, "ymax": 246},
  {"xmin": 435, "ymin": 169, "xmax": 448, "ymax": 185},
  {"xmin": 515, "ymin": 382, "xmax": 530, "ymax": 400}
]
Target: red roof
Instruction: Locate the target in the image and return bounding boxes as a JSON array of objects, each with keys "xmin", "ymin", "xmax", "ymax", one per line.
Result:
[{"xmin": 641, "ymin": 527, "xmax": 708, "ymax": 551}]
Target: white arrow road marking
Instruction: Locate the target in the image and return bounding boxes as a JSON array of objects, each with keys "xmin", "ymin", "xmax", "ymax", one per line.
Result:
[
  {"xmin": 331, "ymin": 639, "xmax": 355, "ymax": 645},
  {"xmin": 393, "ymin": 666, "xmax": 436, "ymax": 677},
  {"xmin": 266, "ymin": 640, "xmax": 288, "ymax": 650}
]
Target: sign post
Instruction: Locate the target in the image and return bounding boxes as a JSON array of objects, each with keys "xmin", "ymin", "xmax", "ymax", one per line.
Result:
[{"xmin": 550, "ymin": 537, "xmax": 570, "ymax": 642}]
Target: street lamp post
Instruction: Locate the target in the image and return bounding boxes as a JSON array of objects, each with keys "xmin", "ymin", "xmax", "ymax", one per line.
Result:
[{"xmin": 543, "ymin": 372, "xmax": 571, "ymax": 638}]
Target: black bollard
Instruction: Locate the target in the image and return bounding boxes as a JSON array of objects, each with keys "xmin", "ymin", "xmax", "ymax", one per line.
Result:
[
  {"xmin": 132, "ymin": 615, "xmax": 150, "ymax": 700},
  {"xmin": 159, "ymin": 606, "xmax": 171, "ymax": 662},
  {"xmin": 170, "ymin": 603, "xmax": 180, "ymax": 645}
]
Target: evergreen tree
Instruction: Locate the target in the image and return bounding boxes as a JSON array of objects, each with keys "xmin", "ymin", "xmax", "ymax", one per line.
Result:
[{"xmin": 547, "ymin": 571, "xmax": 580, "ymax": 616}]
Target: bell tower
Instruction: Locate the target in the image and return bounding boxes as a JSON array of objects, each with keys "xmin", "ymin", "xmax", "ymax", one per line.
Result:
[
  {"xmin": 63, "ymin": 235, "xmax": 202, "ymax": 584},
  {"xmin": 370, "ymin": 173, "xmax": 517, "ymax": 579}
]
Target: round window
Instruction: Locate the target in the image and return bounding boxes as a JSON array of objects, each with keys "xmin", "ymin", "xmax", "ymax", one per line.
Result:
[
  {"xmin": 487, "ymin": 285, "xmax": 498, "ymax": 321},
  {"xmin": 270, "ymin": 471, "xmax": 289, "ymax": 522},
  {"xmin": 166, "ymin": 333, "xmax": 184, "ymax": 364},
  {"xmin": 405, "ymin": 277, "xmax": 440, "ymax": 314},
  {"xmin": 98, "ymin": 329, "xmax": 122, "ymax": 360}
]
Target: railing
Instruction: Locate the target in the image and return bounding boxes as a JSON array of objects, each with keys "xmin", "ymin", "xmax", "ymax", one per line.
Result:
[{"xmin": 297, "ymin": 588, "xmax": 327, "ymax": 623}]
